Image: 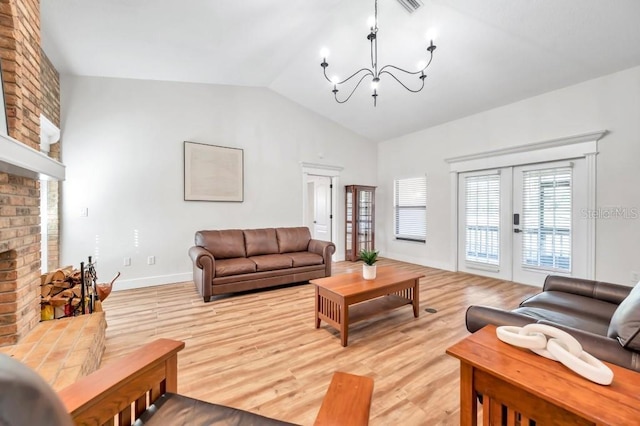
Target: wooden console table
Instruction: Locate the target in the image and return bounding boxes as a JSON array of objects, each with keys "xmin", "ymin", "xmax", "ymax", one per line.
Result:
[{"xmin": 446, "ymin": 325, "xmax": 640, "ymax": 426}]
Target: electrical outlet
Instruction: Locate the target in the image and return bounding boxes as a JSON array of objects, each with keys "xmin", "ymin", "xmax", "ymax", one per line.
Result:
[
  {"xmin": 123, "ymin": 257, "xmax": 131, "ymax": 266},
  {"xmin": 80, "ymin": 207, "xmax": 88, "ymax": 217},
  {"xmin": 632, "ymin": 271, "xmax": 639, "ymax": 283},
  {"xmin": 147, "ymin": 256, "xmax": 155, "ymax": 265}
]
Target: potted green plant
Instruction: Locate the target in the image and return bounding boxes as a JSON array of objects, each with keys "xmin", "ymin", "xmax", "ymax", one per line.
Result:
[{"xmin": 359, "ymin": 249, "xmax": 379, "ymax": 280}]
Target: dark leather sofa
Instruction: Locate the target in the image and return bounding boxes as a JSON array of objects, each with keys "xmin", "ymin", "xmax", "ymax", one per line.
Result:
[
  {"xmin": 466, "ymin": 275, "xmax": 640, "ymax": 371},
  {"xmin": 189, "ymin": 227, "xmax": 335, "ymax": 301}
]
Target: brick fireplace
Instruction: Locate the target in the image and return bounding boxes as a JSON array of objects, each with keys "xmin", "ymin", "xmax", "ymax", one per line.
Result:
[
  {"xmin": 0, "ymin": 1, "xmax": 107, "ymax": 389},
  {"xmin": 0, "ymin": 0, "xmax": 61, "ymax": 346}
]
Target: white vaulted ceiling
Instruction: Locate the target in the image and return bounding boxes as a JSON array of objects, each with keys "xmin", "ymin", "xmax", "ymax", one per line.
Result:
[{"xmin": 41, "ymin": 0, "xmax": 640, "ymax": 141}]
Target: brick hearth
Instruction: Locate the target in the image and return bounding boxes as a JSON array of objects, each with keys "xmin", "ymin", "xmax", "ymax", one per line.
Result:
[{"xmin": 0, "ymin": 312, "xmax": 107, "ymax": 390}]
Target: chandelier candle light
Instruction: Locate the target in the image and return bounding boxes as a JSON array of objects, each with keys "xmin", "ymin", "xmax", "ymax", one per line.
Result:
[{"xmin": 320, "ymin": 0, "xmax": 437, "ymax": 106}]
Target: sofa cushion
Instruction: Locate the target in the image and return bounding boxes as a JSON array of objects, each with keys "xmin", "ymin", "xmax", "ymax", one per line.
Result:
[
  {"xmin": 196, "ymin": 230, "xmax": 246, "ymax": 259},
  {"xmin": 520, "ymin": 291, "xmax": 618, "ymax": 323},
  {"xmin": 249, "ymin": 254, "xmax": 293, "ymax": 272},
  {"xmin": 215, "ymin": 258, "xmax": 257, "ymax": 277},
  {"xmin": 285, "ymin": 252, "xmax": 324, "ymax": 267},
  {"xmin": 244, "ymin": 228, "xmax": 279, "ymax": 257},
  {"xmin": 607, "ymin": 282, "xmax": 640, "ymax": 350},
  {"xmin": 276, "ymin": 227, "xmax": 311, "ymax": 253},
  {"xmin": 513, "ymin": 306, "xmax": 610, "ymax": 336}
]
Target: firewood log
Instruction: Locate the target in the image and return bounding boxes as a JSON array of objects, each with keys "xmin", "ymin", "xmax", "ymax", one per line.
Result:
[
  {"xmin": 41, "ymin": 284, "xmax": 53, "ymax": 297},
  {"xmin": 51, "ymin": 266, "xmax": 74, "ymax": 282},
  {"xmin": 49, "ymin": 295, "xmax": 69, "ymax": 307},
  {"xmin": 41, "ymin": 271, "xmax": 56, "ymax": 285},
  {"xmin": 53, "ymin": 280, "xmax": 72, "ymax": 289},
  {"xmin": 60, "ymin": 289, "xmax": 74, "ymax": 298},
  {"xmin": 71, "ymin": 285, "xmax": 82, "ymax": 298}
]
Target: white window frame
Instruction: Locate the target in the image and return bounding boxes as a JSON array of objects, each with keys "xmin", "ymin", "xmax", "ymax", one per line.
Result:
[{"xmin": 393, "ymin": 175, "xmax": 427, "ymax": 243}]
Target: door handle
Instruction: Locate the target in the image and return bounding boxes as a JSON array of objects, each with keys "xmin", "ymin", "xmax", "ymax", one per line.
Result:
[{"xmin": 513, "ymin": 228, "xmax": 522, "ymax": 233}]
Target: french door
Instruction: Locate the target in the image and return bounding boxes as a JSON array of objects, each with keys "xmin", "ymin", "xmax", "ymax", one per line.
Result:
[{"xmin": 458, "ymin": 160, "xmax": 588, "ymax": 286}]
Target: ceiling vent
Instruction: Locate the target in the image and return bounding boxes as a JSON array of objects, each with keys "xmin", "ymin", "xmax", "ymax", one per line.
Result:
[{"xmin": 397, "ymin": 0, "xmax": 423, "ymax": 13}]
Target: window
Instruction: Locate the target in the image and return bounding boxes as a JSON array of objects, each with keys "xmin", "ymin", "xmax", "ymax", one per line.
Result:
[
  {"xmin": 521, "ymin": 168, "xmax": 572, "ymax": 272},
  {"xmin": 464, "ymin": 174, "xmax": 500, "ymax": 265},
  {"xmin": 394, "ymin": 176, "xmax": 426, "ymax": 242}
]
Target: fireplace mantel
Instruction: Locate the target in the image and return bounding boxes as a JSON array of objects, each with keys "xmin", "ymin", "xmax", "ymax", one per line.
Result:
[{"xmin": 0, "ymin": 131, "xmax": 65, "ymax": 180}]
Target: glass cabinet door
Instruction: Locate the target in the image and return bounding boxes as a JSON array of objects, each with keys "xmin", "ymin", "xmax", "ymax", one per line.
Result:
[
  {"xmin": 345, "ymin": 186, "xmax": 354, "ymax": 261},
  {"xmin": 345, "ymin": 185, "xmax": 376, "ymax": 261}
]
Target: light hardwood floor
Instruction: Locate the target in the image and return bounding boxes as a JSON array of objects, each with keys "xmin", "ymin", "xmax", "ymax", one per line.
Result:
[{"xmin": 101, "ymin": 259, "xmax": 537, "ymax": 425}]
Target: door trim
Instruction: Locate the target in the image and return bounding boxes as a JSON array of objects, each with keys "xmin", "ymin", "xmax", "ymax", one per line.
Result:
[
  {"xmin": 448, "ymin": 131, "xmax": 606, "ymax": 279},
  {"xmin": 301, "ymin": 163, "xmax": 343, "ymax": 260}
]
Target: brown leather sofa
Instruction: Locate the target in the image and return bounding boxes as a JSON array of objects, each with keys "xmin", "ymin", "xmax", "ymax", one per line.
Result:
[
  {"xmin": 189, "ymin": 227, "xmax": 335, "ymax": 301},
  {"xmin": 466, "ymin": 275, "xmax": 640, "ymax": 371}
]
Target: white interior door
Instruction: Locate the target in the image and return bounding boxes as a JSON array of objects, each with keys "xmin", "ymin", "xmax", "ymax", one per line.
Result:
[
  {"xmin": 309, "ymin": 175, "xmax": 332, "ymax": 241},
  {"xmin": 458, "ymin": 159, "xmax": 589, "ymax": 286},
  {"xmin": 512, "ymin": 160, "xmax": 588, "ymax": 285}
]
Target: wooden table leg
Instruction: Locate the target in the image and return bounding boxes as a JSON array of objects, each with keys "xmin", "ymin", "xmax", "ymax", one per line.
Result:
[
  {"xmin": 315, "ymin": 286, "xmax": 321, "ymax": 328},
  {"xmin": 459, "ymin": 362, "xmax": 477, "ymax": 426},
  {"xmin": 340, "ymin": 300, "xmax": 348, "ymax": 347},
  {"xmin": 412, "ymin": 278, "xmax": 420, "ymax": 317}
]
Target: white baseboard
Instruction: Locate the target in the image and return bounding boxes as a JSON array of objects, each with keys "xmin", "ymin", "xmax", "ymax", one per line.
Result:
[
  {"xmin": 114, "ymin": 272, "xmax": 192, "ymax": 291},
  {"xmin": 382, "ymin": 252, "xmax": 454, "ymax": 272}
]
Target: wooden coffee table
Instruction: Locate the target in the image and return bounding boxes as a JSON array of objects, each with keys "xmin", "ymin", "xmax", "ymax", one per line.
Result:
[{"xmin": 310, "ymin": 266, "xmax": 424, "ymax": 346}]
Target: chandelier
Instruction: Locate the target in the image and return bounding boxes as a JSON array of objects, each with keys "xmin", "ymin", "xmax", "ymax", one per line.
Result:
[{"xmin": 320, "ymin": 0, "xmax": 437, "ymax": 107}]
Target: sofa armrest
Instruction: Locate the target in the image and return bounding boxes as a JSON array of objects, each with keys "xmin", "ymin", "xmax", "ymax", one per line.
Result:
[
  {"xmin": 537, "ymin": 320, "xmax": 640, "ymax": 372},
  {"xmin": 543, "ymin": 275, "xmax": 631, "ymax": 304},
  {"xmin": 308, "ymin": 239, "xmax": 336, "ymax": 276},
  {"xmin": 189, "ymin": 246, "xmax": 215, "ymax": 301},
  {"xmin": 59, "ymin": 339, "xmax": 185, "ymax": 425},
  {"xmin": 465, "ymin": 305, "xmax": 538, "ymax": 333}
]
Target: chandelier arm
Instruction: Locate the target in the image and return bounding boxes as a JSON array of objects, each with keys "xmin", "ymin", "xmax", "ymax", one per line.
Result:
[
  {"xmin": 378, "ymin": 50, "xmax": 435, "ymax": 76},
  {"xmin": 379, "ymin": 64, "xmax": 420, "ymax": 76},
  {"xmin": 336, "ymin": 68, "xmax": 374, "ymax": 86},
  {"xmin": 323, "ymin": 66, "xmax": 373, "ymax": 85},
  {"xmin": 322, "ymin": 66, "xmax": 333, "ymax": 84},
  {"xmin": 379, "ymin": 70, "xmax": 426, "ymax": 93},
  {"xmin": 334, "ymin": 73, "xmax": 372, "ymax": 103}
]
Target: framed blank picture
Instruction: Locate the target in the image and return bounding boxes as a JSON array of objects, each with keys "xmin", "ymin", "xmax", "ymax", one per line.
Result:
[{"xmin": 184, "ymin": 141, "xmax": 244, "ymax": 202}]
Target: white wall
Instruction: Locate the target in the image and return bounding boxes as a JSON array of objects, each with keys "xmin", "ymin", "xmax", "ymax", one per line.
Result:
[
  {"xmin": 378, "ymin": 66, "xmax": 640, "ymax": 285},
  {"xmin": 60, "ymin": 76, "xmax": 376, "ymax": 289}
]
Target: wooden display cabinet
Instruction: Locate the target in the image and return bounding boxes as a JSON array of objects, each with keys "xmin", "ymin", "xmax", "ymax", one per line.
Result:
[{"xmin": 345, "ymin": 185, "xmax": 376, "ymax": 261}]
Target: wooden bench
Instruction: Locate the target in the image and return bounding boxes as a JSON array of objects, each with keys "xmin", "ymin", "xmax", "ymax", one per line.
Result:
[{"xmin": 58, "ymin": 339, "xmax": 374, "ymax": 425}]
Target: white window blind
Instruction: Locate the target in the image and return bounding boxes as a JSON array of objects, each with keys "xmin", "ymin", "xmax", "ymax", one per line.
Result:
[
  {"xmin": 394, "ymin": 176, "xmax": 426, "ymax": 242},
  {"xmin": 521, "ymin": 168, "xmax": 572, "ymax": 272},
  {"xmin": 465, "ymin": 174, "xmax": 500, "ymax": 265}
]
